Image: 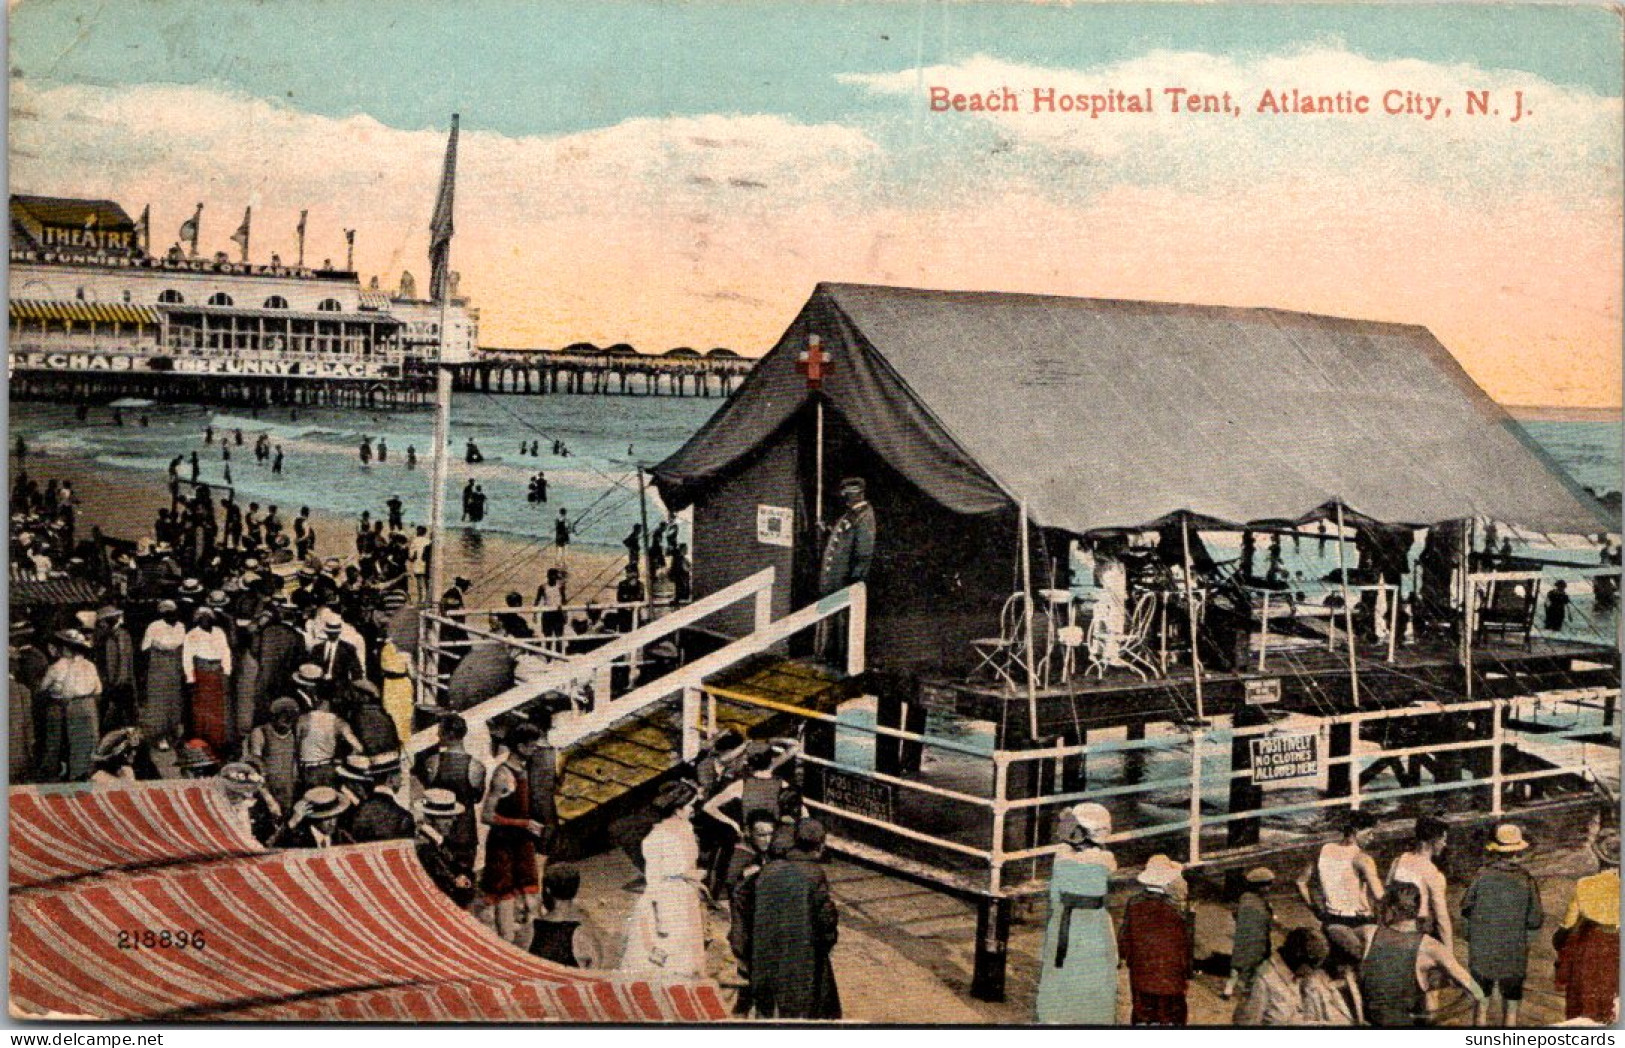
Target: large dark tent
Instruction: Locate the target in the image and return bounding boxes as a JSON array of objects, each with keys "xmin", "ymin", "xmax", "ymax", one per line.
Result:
[{"xmin": 653, "ymin": 282, "xmax": 1611, "ymax": 671}]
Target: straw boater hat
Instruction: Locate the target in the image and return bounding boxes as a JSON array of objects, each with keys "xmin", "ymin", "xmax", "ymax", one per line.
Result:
[
  {"xmin": 1138, "ymin": 854, "xmax": 1185, "ymax": 890},
  {"xmin": 1069, "ymin": 802, "xmax": 1112, "ymax": 839},
  {"xmin": 300, "ymin": 787, "xmax": 352, "ymax": 821},
  {"xmin": 95, "ymin": 605, "xmax": 123, "ymax": 622},
  {"xmin": 206, "ymin": 589, "xmax": 230, "ymax": 609},
  {"xmin": 1245, "ymin": 867, "xmax": 1276, "ymax": 885},
  {"xmin": 335, "ymin": 755, "xmax": 375, "ymax": 786},
  {"xmin": 370, "ymin": 751, "xmax": 403, "ymax": 778},
  {"xmin": 293, "ymin": 664, "xmax": 325, "ymax": 689},
  {"xmin": 178, "ymin": 578, "xmax": 204, "ymax": 597},
  {"xmin": 317, "ymin": 608, "xmax": 344, "ymax": 634},
  {"xmin": 1487, "ymin": 823, "xmax": 1530, "ymax": 853},
  {"xmin": 417, "ymin": 788, "xmax": 464, "ymax": 819},
  {"xmin": 156, "ymin": 599, "xmax": 179, "ymax": 614},
  {"xmin": 52, "ymin": 628, "xmax": 93, "ymax": 652},
  {"xmin": 91, "ymin": 727, "xmax": 141, "ymax": 764}
]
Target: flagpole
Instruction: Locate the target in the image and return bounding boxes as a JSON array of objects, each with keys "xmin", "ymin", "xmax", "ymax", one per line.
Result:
[
  {"xmin": 297, "ymin": 210, "xmax": 307, "ymax": 268},
  {"xmin": 425, "ymin": 114, "xmax": 459, "ymax": 623}
]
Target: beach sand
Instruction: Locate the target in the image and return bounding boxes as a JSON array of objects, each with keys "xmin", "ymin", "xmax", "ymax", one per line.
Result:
[{"xmin": 25, "ymin": 451, "xmax": 628, "ymax": 610}]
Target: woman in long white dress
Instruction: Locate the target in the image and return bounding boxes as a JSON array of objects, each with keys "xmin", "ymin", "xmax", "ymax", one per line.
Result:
[{"xmin": 621, "ymin": 781, "xmax": 708, "ymax": 977}]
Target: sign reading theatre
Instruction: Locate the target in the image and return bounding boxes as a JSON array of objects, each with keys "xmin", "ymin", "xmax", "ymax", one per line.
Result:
[{"xmin": 1249, "ymin": 731, "xmax": 1320, "ymax": 784}]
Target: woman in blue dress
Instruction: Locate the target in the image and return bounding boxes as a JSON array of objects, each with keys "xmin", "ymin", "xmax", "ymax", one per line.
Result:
[{"xmin": 1036, "ymin": 802, "xmax": 1119, "ymax": 1024}]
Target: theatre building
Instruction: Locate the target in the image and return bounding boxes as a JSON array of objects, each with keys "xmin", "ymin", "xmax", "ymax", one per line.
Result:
[{"xmin": 8, "ymin": 194, "xmax": 477, "ymax": 406}]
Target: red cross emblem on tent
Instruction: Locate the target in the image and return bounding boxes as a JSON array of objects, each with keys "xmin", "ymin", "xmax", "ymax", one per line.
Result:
[{"xmin": 797, "ymin": 334, "xmax": 833, "ymax": 390}]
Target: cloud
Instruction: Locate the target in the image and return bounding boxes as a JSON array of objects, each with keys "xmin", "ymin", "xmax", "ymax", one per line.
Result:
[
  {"xmin": 7, "ymin": 46, "xmax": 1622, "ymax": 407},
  {"xmin": 8, "ymin": 79, "xmax": 878, "ymax": 346}
]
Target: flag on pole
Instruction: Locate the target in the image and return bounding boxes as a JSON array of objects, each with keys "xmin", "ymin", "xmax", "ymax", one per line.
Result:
[
  {"xmin": 296, "ymin": 209, "xmax": 308, "ymax": 267},
  {"xmin": 136, "ymin": 205, "xmax": 150, "ymax": 254},
  {"xmin": 344, "ymin": 228, "xmax": 356, "ymax": 272},
  {"xmin": 179, "ymin": 204, "xmax": 203, "ymax": 256},
  {"xmin": 429, "ymin": 113, "xmax": 459, "ymax": 302},
  {"xmin": 229, "ymin": 206, "xmax": 252, "ymax": 262}
]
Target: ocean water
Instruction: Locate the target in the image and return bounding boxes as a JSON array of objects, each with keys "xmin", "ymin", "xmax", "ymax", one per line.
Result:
[
  {"xmin": 8, "ymin": 393, "xmax": 720, "ymax": 553},
  {"xmin": 7, "ymin": 397, "xmax": 1620, "ymax": 559}
]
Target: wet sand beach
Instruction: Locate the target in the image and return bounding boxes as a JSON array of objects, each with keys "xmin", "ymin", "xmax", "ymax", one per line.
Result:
[{"xmin": 21, "ymin": 449, "xmax": 627, "ymax": 610}]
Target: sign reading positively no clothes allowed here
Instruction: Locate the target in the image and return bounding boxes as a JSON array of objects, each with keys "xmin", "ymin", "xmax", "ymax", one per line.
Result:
[{"xmin": 1249, "ymin": 731, "xmax": 1321, "ymax": 784}]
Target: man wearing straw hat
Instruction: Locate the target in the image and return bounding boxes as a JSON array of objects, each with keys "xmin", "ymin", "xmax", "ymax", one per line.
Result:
[
  {"xmin": 349, "ymin": 752, "xmax": 415, "ymax": 843},
  {"xmin": 1118, "ymin": 854, "xmax": 1192, "ymax": 1026},
  {"xmin": 416, "ymin": 789, "xmax": 476, "ymax": 908},
  {"xmin": 272, "ymin": 786, "xmax": 355, "ymax": 849},
  {"xmin": 1462, "ymin": 822, "xmax": 1544, "ymax": 1027},
  {"xmin": 36, "ymin": 628, "xmax": 102, "ymax": 782}
]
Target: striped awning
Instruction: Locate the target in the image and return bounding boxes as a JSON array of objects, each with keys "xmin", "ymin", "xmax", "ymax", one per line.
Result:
[
  {"xmin": 9, "ymin": 781, "xmax": 261, "ymax": 889},
  {"xmin": 10, "ymin": 299, "xmax": 160, "ymax": 325},
  {"xmin": 8, "ymin": 783, "xmax": 729, "ymax": 1022}
]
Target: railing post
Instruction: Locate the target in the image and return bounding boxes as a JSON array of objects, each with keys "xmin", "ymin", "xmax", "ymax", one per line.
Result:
[
  {"xmin": 1349, "ymin": 715, "xmax": 1364, "ymax": 812},
  {"xmin": 1491, "ymin": 697, "xmax": 1505, "ymax": 816},
  {"xmin": 1187, "ymin": 729, "xmax": 1203, "ymax": 866},
  {"xmin": 990, "ymin": 752, "xmax": 1008, "ymax": 897},
  {"xmin": 754, "ymin": 577, "xmax": 773, "ymax": 634},
  {"xmin": 846, "ymin": 582, "xmax": 867, "ymax": 677},
  {"xmin": 681, "ymin": 686, "xmax": 702, "ymax": 761}
]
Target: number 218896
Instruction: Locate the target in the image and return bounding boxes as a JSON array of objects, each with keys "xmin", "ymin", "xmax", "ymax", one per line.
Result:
[{"xmin": 116, "ymin": 929, "xmax": 207, "ymax": 950}]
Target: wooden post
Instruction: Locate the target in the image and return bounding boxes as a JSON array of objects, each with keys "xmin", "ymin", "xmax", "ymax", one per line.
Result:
[
  {"xmin": 1491, "ymin": 696, "xmax": 1505, "ymax": 816},
  {"xmin": 681, "ymin": 686, "xmax": 701, "ymax": 761},
  {"xmin": 1021, "ymin": 501, "xmax": 1040, "ymax": 741},
  {"xmin": 1335, "ymin": 500, "xmax": 1360, "ymax": 707},
  {"xmin": 971, "ymin": 896, "xmax": 1012, "ymax": 1002},
  {"xmin": 1180, "ymin": 514, "xmax": 1205, "ymax": 722},
  {"xmin": 1188, "ymin": 728, "xmax": 1203, "ymax": 864}
]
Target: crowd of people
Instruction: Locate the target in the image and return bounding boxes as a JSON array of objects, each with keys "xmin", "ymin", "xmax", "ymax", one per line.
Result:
[{"xmin": 1036, "ymin": 804, "xmax": 1620, "ymax": 1027}]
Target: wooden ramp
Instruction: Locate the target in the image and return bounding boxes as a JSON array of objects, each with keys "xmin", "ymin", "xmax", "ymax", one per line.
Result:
[{"xmin": 555, "ymin": 655, "xmax": 854, "ymax": 825}]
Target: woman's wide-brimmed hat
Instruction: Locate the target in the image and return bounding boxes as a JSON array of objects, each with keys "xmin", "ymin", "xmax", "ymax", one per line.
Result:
[
  {"xmin": 1138, "ymin": 853, "xmax": 1185, "ymax": 889},
  {"xmin": 92, "ymin": 727, "xmax": 141, "ymax": 763},
  {"xmin": 218, "ymin": 762, "xmax": 266, "ymax": 790},
  {"xmin": 176, "ymin": 738, "xmax": 219, "ymax": 770},
  {"xmin": 1068, "ymin": 802, "xmax": 1113, "ymax": 840},
  {"xmin": 52, "ymin": 628, "xmax": 94, "ymax": 652}
]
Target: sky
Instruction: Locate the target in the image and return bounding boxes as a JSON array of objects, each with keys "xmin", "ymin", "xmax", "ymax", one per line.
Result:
[{"xmin": 8, "ymin": 1, "xmax": 1623, "ymax": 407}]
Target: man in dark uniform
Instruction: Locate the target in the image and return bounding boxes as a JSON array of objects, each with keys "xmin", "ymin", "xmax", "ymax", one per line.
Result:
[
  {"xmin": 815, "ymin": 477, "xmax": 877, "ymax": 666},
  {"xmin": 349, "ymin": 752, "xmax": 415, "ymax": 843}
]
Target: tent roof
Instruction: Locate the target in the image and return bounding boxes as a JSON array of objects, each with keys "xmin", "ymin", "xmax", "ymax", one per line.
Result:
[
  {"xmin": 654, "ymin": 283, "xmax": 1610, "ymax": 534},
  {"xmin": 9, "ymin": 783, "xmax": 728, "ymax": 1022}
]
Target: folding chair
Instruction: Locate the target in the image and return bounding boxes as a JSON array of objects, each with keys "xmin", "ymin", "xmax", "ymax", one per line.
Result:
[{"xmin": 971, "ymin": 592, "xmax": 1053, "ymax": 692}]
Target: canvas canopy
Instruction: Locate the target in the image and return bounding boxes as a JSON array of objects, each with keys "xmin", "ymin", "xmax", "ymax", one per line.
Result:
[
  {"xmin": 9, "ymin": 783, "xmax": 727, "ymax": 1022},
  {"xmin": 654, "ymin": 283, "xmax": 1610, "ymax": 535}
]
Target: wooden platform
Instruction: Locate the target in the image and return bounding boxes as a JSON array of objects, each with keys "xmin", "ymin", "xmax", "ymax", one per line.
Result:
[{"xmin": 925, "ymin": 636, "xmax": 1621, "ymax": 743}]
